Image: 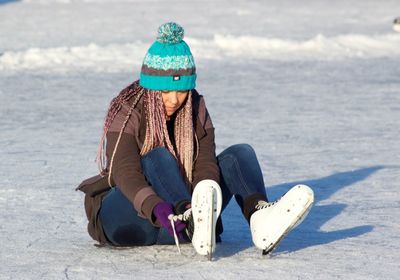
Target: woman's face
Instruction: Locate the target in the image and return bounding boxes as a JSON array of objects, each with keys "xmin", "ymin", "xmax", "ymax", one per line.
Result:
[{"xmin": 161, "ymin": 90, "xmax": 189, "ymax": 118}]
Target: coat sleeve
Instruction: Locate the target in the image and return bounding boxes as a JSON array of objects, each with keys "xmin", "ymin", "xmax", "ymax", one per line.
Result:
[
  {"xmin": 192, "ymin": 97, "xmax": 220, "ymax": 189},
  {"xmin": 106, "ymin": 131, "xmax": 162, "ymax": 226}
]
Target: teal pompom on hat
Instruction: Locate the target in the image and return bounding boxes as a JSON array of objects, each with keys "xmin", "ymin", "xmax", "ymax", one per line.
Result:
[{"xmin": 139, "ymin": 22, "xmax": 196, "ymax": 91}]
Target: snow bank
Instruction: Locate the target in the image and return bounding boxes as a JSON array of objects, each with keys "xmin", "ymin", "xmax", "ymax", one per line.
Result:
[
  {"xmin": 1, "ymin": 33, "xmax": 400, "ymax": 72},
  {"xmin": 207, "ymin": 33, "xmax": 400, "ymax": 60},
  {"xmin": 0, "ymin": 42, "xmax": 147, "ymax": 73}
]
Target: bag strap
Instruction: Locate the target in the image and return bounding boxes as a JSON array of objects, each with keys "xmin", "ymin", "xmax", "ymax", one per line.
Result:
[{"xmin": 107, "ymin": 91, "xmax": 144, "ymax": 187}]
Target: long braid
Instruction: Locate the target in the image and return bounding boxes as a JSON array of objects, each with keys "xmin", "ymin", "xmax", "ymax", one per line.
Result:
[
  {"xmin": 140, "ymin": 90, "xmax": 176, "ymax": 157},
  {"xmin": 140, "ymin": 90, "xmax": 175, "ymax": 155},
  {"xmin": 175, "ymin": 93, "xmax": 194, "ymax": 182},
  {"xmin": 96, "ymin": 81, "xmax": 143, "ymax": 174},
  {"xmin": 140, "ymin": 90, "xmax": 195, "ymax": 183}
]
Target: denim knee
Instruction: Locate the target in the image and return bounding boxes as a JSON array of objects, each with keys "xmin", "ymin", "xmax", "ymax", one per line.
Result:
[
  {"xmin": 141, "ymin": 147, "xmax": 176, "ymax": 167},
  {"xmin": 221, "ymin": 143, "xmax": 256, "ymax": 159},
  {"xmin": 144, "ymin": 146, "xmax": 174, "ymax": 159}
]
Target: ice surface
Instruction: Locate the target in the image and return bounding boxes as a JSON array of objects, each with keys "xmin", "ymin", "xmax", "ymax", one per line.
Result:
[{"xmin": 1, "ymin": 0, "xmax": 400, "ymax": 279}]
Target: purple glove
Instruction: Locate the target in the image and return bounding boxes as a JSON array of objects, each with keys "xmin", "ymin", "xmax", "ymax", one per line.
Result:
[{"xmin": 153, "ymin": 202, "xmax": 186, "ymax": 237}]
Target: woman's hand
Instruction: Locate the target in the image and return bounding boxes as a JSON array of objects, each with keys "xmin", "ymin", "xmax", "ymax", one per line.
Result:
[{"xmin": 153, "ymin": 202, "xmax": 186, "ymax": 237}]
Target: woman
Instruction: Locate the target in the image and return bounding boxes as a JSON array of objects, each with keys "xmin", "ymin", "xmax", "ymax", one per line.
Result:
[{"xmin": 77, "ymin": 22, "xmax": 314, "ymax": 259}]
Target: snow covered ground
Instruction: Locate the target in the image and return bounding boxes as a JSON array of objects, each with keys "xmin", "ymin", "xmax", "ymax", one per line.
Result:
[{"xmin": 1, "ymin": 0, "xmax": 400, "ymax": 279}]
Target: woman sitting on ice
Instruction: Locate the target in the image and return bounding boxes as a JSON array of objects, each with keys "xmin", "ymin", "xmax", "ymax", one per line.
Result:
[{"xmin": 77, "ymin": 22, "xmax": 314, "ymax": 259}]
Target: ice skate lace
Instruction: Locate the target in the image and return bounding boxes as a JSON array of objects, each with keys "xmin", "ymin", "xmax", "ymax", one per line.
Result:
[
  {"xmin": 255, "ymin": 199, "xmax": 280, "ymax": 210},
  {"xmin": 168, "ymin": 208, "xmax": 192, "ymax": 254}
]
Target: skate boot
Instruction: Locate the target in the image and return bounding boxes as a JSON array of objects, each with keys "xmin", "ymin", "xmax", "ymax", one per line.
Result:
[
  {"xmin": 250, "ymin": 184, "xmax": 314, "ymax": 255},
  {"xmin": 190, "ymin": 179, "xmax": 222, "ymax": 260},
  {"xmin": 169, "ymin": 180, "xmax": 222, "ymax": 260}
]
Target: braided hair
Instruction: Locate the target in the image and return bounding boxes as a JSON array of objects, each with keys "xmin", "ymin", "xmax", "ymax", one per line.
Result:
[{"xmin": 96, "ymin": 80, "xmax": 196, "ymax": 183}]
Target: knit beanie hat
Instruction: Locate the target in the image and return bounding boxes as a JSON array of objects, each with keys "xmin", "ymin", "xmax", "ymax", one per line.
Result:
[{"xmin": 139, "ymin": 22, "xmax": 196, "ymax": 91}]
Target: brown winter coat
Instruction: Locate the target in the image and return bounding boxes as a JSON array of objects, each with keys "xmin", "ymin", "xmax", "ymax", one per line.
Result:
[{"xmin": 76, "ymin": 82, "xmax": 220, "ymax": 245}]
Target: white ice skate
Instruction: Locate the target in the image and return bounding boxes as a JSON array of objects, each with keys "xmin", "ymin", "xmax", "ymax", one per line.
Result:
[
  {"xmin": 190, "ymin": 179, "xmax": 222, "ymax": 260},
  {"xmin": 250, "ymin": 184, "xmax": 314, "ymax": 255}
]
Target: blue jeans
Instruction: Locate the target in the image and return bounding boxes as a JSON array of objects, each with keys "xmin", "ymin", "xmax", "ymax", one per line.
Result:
[
  {"xmin": 99, "ymin": 144, "xmax": 267, "ymax": 246},
  {"xmin": 217, "ymin": 144, "xmax": 268, "ymax": 214}
]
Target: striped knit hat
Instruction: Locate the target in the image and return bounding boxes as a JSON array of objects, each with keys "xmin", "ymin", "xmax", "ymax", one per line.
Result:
[{"xmin": 139, "ymin": 22, "xmax": 196, "ymax": 91}]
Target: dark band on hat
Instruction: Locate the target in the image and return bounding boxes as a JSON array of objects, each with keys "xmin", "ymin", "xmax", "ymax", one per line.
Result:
[{"xmin": 141, "ymin": 64, "xmax": 196, "ymax": 76}]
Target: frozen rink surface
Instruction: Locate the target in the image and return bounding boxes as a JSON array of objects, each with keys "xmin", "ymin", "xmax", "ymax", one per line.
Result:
[{"xmin": 1, "ymin": 0, "xmax": 399, "ymax": 279}]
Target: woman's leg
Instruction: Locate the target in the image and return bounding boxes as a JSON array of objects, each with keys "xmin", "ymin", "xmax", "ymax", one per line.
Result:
[
  {"xmin": 99, "ymin": 187, "xmax": 160, "ymax": 246},
  {"xmin": 217, "ymin": 144, "xmax": 268, "ymax": 222},
  {"xmin": 140, "ymin": 147, "xmax": 192, "ymax": 213},
  {"xmin": 99, "ymin": 147, "xmax": 192, "ymax": 246},
  {"xmin": 142, "ymin": 147, "xmax": 224, "ymax": 239}
]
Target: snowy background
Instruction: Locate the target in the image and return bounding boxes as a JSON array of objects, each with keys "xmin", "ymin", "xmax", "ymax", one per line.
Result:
[{"xmin": 1, "ymin": 0, "xmax": 400, "ymax": 279}]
